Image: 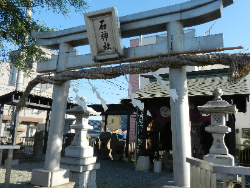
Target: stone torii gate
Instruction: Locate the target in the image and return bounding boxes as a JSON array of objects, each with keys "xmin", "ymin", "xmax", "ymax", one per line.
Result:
[{"xmin": 30, "ymin": 0, "xmax": 233, "ymax": 187}]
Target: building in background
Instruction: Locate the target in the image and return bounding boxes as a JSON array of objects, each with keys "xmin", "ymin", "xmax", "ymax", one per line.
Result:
[
  {"xmin": 88, "ymin": 120, "xmax": 102, "ymax": 138},
  {"xmin": 0, "ymin": 60, "xmax": 54, "ymax": 140},
  {"xmin": 128, "ymin": 33, "xmax": 250, "ymax": 157},
  {"xmin": 101, "ymin": 115, "xmax": 121, "ymax": 132}
]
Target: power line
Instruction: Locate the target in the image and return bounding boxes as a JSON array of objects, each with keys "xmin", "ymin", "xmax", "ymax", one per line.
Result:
[{"xmin": 204, "ymin": 21, "xmax": 216, "ymax": 36}]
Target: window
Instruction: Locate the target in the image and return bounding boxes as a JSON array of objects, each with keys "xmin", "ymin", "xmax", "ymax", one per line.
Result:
[{"xmin": 9, "ymin": 65, "xmax": 17, "ymax": 85}]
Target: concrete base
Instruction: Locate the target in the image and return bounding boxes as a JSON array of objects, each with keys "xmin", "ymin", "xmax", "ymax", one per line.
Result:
[
  {"xmin": 65, "ymin": 146, "xmax": 93, "ymax": 158},
  {"xmin": 61, "ymin": 163, "xmax": 100, "ymax": 172},
  {"xmin": 4, "ymin": 159, "xmax": 19, "ymax": 166},
  {"xmin": 140, "ymin": 177, "xmax": 190, "ymax": 188},
  {"xmin": 31, "ymin": 168, "xmax": 70, "ymax": 187},
  {"xmin": 61, "ymin": 156, "xmax": 100, "ymax": 188},
  {"xmin": 61, "ymin": 156, "xmax": 97, "ymax": 166},
  {"xmin": 154, "ymin": 160, "xmax": 162, "ymax": 173},
  {"xmin": 204, "ymin": 154, "xmax": 236, "ymax": 180},
  {"xmin": 24, "ymin": 182, "xmax": 75, "ymax": 188},
  {"xmin": 70, "ymin": 170, "xmax": 97, "ymax": 188},
  {"xmin": 204, "ymin": 154, "xmax": 234, "ymax": 166},
  {"xmin": 135, "ymin": 156, "xmax": 150, "ymax": 172}
]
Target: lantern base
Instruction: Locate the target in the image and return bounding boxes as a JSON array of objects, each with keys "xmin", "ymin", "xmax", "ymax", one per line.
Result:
[
  {"xmin": 203, "ymin": 154, "xmax": 236, "ymax": 181},
  {"xmin": 65, "ymin": 146, "xmax": 93, "ymax": 158}
]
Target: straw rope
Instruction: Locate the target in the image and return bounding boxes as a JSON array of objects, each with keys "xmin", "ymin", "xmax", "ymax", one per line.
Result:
[{"xmin": 17, "ymin": 53, "xmax": 250, "ymax": 111}]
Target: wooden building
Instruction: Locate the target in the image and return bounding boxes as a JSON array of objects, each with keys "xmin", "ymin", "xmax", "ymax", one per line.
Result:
[{"xmin": 133, "ymin": 68, "xmax": 250, "ymax": 160}]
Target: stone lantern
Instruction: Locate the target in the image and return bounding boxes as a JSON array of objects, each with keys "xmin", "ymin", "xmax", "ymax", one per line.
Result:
[
  {"xmin": 198, "ymin": 88, "xmax": 237, "ymax": 172},
  {"xmin": 60, "ymin": 98, "xmax": 100, "ymax": 188}
]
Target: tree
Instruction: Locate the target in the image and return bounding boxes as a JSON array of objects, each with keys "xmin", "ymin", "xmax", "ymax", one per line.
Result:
[{"xmin": 0, "ymin": 0, "xmax": 88, "ymax": 73}]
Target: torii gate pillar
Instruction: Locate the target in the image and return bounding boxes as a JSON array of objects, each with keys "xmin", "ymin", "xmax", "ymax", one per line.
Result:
[
  {"xmin": 44, "ymin": 44, "xmax": 72, "ymax": 171},
  {"xmin": 167, "ymin": 21, "xmax": 191, "ymax": 187},
  {"xmin": 30, "ymin": 43, "xmax": 73, "ymax": 187}
]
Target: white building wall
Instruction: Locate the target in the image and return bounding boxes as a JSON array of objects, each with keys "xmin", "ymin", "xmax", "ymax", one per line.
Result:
[
  {"xmin": 0, "ymin": 62, "xmax": 53, "ymax": 114},
  {"xmin": 0, "ymin": 54, "xmax": 54, "ymax": 137},
  {"xmin": 235, "ymin": 74, "xmax": 250, "ymax": 148}
]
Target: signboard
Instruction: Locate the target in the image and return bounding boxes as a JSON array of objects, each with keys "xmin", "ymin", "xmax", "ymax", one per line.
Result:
[{"xmin": 84, "ymin": 7, "xmax": 123, "ymax": 62}]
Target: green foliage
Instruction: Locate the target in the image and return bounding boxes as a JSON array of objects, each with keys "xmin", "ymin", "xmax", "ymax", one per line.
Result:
[
  {"xmin": 33, "ymin": 0, "xmax": 88, "ymax": 15},
  {"xmin": 238, "ymin": 145, "xmax": 250, "ymax": 165},
  {"xmin": 10, "ymin": 44, "xmax": 50, "ymax": 75},
  {"xmin": 0, "ymin": 0, "xmax": 88, "ymax": 73},
  {"xmin": 246, "ymin": 131, "xmax": 250, "ymax": 139},
  {"xmin": 238, "ymin": 131, "xmax": 250, "ymax": 165}
]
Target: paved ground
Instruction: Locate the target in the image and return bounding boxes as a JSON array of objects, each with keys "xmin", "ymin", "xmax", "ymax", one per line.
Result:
[
  {"xmin": 0, "ymin": 159, "xmax": 174, "ymax": 188},
  {"xmin": 96, "ymin": 159, "xmax": 173, "ymax": 188},
  {"xmin": 139, "ymin": 175, "xmax": 175, "ymax": 188}
]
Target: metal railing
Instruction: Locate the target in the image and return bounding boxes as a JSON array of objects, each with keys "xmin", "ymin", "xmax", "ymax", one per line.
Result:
[{"xmin": 186, "ymin": 157, "xmax": 250, "ymax": 188}]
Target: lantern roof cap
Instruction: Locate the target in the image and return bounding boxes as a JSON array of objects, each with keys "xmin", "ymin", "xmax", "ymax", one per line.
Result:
[
  {"xmin": 66, "ymin": 106, "xmax": 100, "ymax": 116},
  {"xmin": 66, "ymin": 96, "xmax": 100, "ymax": 116},
  {"xmin": 198, "ymin": 88, "xmax": 238, "ymax": 114}
]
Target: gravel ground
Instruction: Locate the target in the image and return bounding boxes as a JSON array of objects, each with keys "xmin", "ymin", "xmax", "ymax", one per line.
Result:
[
  {"xmin": 0, "ymin": 159, "xmax": 44, "ymax": 188},
  {"xmin": 0, "ymin": 159, "xmax": 172, "ymax": 188}
]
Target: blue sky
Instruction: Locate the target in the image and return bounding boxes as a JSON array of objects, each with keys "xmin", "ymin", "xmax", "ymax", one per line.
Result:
[{"xmin": 31, "ymin": 0, "xmax": 250, "ymax": 111}]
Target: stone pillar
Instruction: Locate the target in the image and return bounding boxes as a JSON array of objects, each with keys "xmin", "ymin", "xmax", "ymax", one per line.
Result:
[
  {"xmin": 110, "ymin": 133, "xmax": 125, "ymax": 160},
  {"xmin": 135, "ymin": 104, "xmax": 150, "ymax": 172},
  {"xmin": 154, "ymin": 160, "xmax": 162, "ymax": 173},
  {"xmin": 33, "ymin": 130, "xmax": 44, "ymax": 159},
  {"xmin": 125, "ymin": 114, "xmax": 130, "ymax": 157},
  {"xmin": 167, "ymin": 21, "xmax": 191, "ymax": 187},
  {"xmin": 31, "ymin": 43, "xmax": 72, "ymax": 187},
  {"xmin": 98, "ymin": 132, "xmax": 112, "ymax": 160}
]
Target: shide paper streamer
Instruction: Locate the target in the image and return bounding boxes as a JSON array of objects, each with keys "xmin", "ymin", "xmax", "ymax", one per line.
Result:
[
  {"xmin": 88, "ymin": 80, "xmax": 108, "ymax": 111},
  {"xmin": 73, "ymin": 87, "xmax": 88, "ymax": 111},
  {"xmin": 152, "ymin": 72, "xmax": 178, "ymax": 102},
  {"xmin": 72, "ymin": 86, "xmax": 101, "ymax": 116},
  {"xmin": 125, "ymin": 75, "xmax": 144, "ymax": 111},
  {"xmin": 125, "ymin": 75, "xmax": 151, "ymax": 116}
]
